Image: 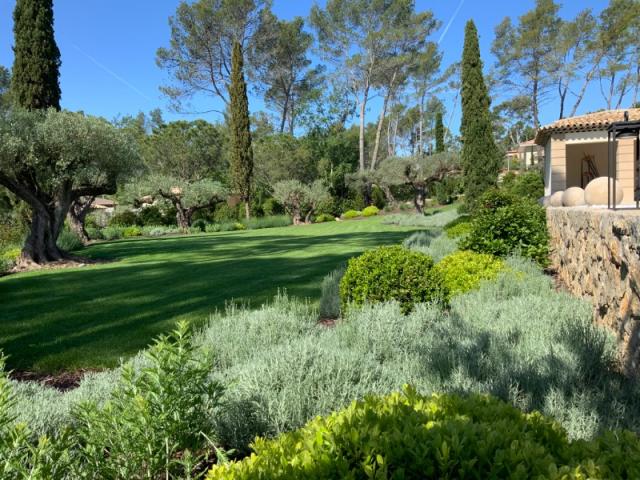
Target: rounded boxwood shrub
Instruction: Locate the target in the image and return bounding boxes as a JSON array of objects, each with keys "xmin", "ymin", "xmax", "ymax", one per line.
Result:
[
  {"xmin": 444, "ymin": 216, "xmax": 472, "ymax": 238},
  {"xmin": 207, "ymin": 386, "xmax": 640, "ymax": 479},
  {"xmin": 342, "ymin": 210, "xmax": 361, "ymax": 219},
  {"xmin": 462, "ymin": 190, "xmax": 549, "ymax": 266},
  {"xmin": 109, "ymin": 210, "xmax": 139, "ymax": 227},
  {"xmin": 435, "ymin": 250, "xmax": 504, "ymax": 299},
  {"xmin": 122, "ymin": 226, "xmax": 142, "ymax": 238},
  {"xmin": 340, "ymin": 245, "xmax": 447, "ymax": 314},
  {"xmin": 361, "ymin": 205, "xmax": 379, "ymax": 217}
]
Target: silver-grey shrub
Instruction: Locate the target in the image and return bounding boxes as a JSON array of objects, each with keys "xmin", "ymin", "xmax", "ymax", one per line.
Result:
[{"xmin": 318, "ymin": 266, "xmax": 345, "ymax": 319}]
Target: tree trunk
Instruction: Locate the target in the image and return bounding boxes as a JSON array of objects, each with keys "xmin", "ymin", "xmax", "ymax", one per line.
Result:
[
  {"xmin": 381, "ymin": 184, "xmax": 395, "ymax": 204},
  {"xmin": 413, "ymin": 184, "xmax": 425, "ymax": 214},
  {"xmin": 358, "ymin": 83, "xmax": 370, "ymax": 172},
  {"xmin": 244, "ymin": 201, "xmax": 250, "ymax": 219},
  {"xmin": 279, "ymin": 92, "xmax": 290, "ymax": 134},
  {"xmin": 418, "ymin": 91, "xmax": 426, "ymax": 156},
  {"xmin": 175, "ymin": 205, "xmax": 190, "ymax": 230},
  {"xmin": 18, "ymin": 207, "xmax": 64, "ymax": 268},
  {"xmin": 371, "ymin": 80, "xmax": 395, "ymax": 171},
  {"xmin": 68, "ymin": 196, "xmax": 95, "ymax": 245},
  {"xmin": 532, "ymin": 79, "xmax": 540, "ymax": 131}
]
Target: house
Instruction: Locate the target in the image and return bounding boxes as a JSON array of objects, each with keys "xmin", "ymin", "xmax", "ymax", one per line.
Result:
[
  {"xmin": 505, "ymin": 139, "xmax": 544, "ymax": 171},
  {"xmin": 90, "ymin": 197, "xmax": 117, "ymax": 214},
  {"xmin": 534, "ymin": 109, "xmax": 640, "ymax": 206}
]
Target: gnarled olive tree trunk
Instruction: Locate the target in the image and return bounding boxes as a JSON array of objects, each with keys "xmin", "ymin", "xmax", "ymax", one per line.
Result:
[{"xmin": 67, "ymin": 196, "xmax": 95, "ymax": 245}]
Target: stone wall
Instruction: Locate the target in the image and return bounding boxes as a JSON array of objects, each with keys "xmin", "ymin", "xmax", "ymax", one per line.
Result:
[{"xmin": 547, "ymin": 207, "xmax": 640, "ymax": 374}]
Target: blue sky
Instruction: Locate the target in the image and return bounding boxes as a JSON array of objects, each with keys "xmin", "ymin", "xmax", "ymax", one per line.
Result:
[{"xmin": 0, "ymin": 1, "xmax": 613, "ymax": 134}]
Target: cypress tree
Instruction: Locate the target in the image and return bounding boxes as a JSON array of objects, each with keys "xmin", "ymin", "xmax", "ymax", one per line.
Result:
[
  {"xmin": 435, "ymin": 111, "xmax": 445, "ymax": 153},
  {"xmin": 228, "ymin": 41, "xmax": 253, "ymax": 219},
  {"xmin": 11, "ymin": 0, "xmax": 61, "ymax": 110},
  {"xmin": 460, "ymin": 20, "xmax": 500, "ymax": 208}
]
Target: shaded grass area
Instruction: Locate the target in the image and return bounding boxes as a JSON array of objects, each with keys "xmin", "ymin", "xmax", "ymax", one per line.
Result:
[{"xmin": 0, "ymin": 218, "xmax": 418, "ymax": 372}]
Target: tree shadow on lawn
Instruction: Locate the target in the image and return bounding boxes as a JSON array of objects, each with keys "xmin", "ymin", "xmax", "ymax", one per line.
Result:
[{"xmin": 0, "ymin": 229, "xmax": 417, "ymax": 372}]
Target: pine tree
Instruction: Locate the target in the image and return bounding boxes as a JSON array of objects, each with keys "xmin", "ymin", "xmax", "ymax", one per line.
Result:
[
  {"xmin": 435, "ymin": 111, "xmax": 445, "ymax": 153},
  {"xmin": 460, "ymin": 20, "xmax": 500, "ymax": 208},
  {"xmin": 228, "ymin": 41, "xmax": 254, "ymax": 219},
  {"xmin": 11, "ymin": 0, "xmax": 61, "ymax": 110}
]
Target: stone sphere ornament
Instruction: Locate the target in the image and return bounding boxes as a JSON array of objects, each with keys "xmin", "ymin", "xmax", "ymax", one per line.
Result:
[
  {"xmin": 584, "ymin": 177, "xmax": 624, "ymax": 206},
  {"xmin": 562, "ymin": 187, "xmax": 586, "ymax": 207},
  {"xmin": 549, "ymin": 191, "xmax": 564, "ymax": 207}
]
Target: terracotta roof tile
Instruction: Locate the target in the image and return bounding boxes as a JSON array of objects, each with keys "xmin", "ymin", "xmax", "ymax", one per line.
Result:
[{"xmin": 534, "ymin": 108, "xmax": 640, "ymax": 145}]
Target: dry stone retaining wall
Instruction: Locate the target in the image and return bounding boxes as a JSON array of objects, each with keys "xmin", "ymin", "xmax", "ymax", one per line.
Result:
[{"xmin": 547, "ymin": 207, "xmax": 640, "ymax": 374}]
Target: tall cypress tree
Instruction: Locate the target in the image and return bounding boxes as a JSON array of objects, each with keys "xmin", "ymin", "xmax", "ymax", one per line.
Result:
[
  {"xmin": 228, "ymin": 41, "xmax": 253, "ymax": 219},
  {"xmin": 435, "ymin": 111, "xmax": 445, "ymax": 153},
  {"xmin": 460, "ymin": 20, "xmax": 500, "ymax": 208},
  {"xmin": 11, "ymin": 0, "xmax": 61, "ymax": 110}
]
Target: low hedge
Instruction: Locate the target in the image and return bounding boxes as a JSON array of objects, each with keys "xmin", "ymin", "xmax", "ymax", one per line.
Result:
[
  {"xmin": 342, "ymin": 210, "xmax": 361, "ymax": 219},
  {"xmin": 340, "ymin": 245, "xmax": 447, "ymax": 314},
  {"xmin": 435, "ymin": 250, "xmax": 504, "ymax": 299},
  {"xmin": 207, "ymin": 386, "xmax": 640, "ymax": 479},
  {"xmin": 315, "ymin": 214, "xmax": 336, "ymax": 223}
]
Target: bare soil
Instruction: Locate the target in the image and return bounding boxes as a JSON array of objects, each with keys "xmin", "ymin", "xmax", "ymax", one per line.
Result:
[{"xmin": 10, "ymin": 368, "xmax": 103, "ymax": 392}]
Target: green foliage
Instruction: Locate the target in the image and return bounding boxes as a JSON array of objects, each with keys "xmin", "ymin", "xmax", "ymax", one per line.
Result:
[
  {"xmin": 382, "ymin": 208, "xmax": 459, "ymax": 229},
  {"xmin": 460, "ymin": 20, "xmax": 501, "ymax": 209},
  {"xmin": 137, "ymin": 205, "xmax": 165, "ymax": 226},
  {"xmin": 371, "ymin": 185, "xmax": 386, "ymax": 209},
  {"xmin": 191, "ymin": 218, "xmax": 207, "ymax": 232},
  {"xmin": 56, "ymin": 229, "xmax": 83, "ymax": 252},
  {"xmin": 433, "ymin": 176, "xmax": 461, "ymax": 205},
  {"xmin": 341, "ymin": 210, "xmax": 361, "ymax": 219},
  {"xmin": 462, "ymin": 191, "xmax": 549, "ymax": 265},
  {"xmin": 340, "ymin": 246, "xmax": 447, "ymax": 314},
  {"xmin": 405, "ymin": 231, "xmax": 459, "ymax": 263},
  {"xmin": 314, "ymin": 214, "xmax": 335, "ymax": 223},
  {"xmin": 242, "ymin": 215, "xmax": 292, "ymax": 230},
  {"xmin": 109, "ymin": 210, "xmax": 138, "ymax": 227},
  {"xmin": 208, "ymin": 386, "xmax": 640, "ymax": 479},
  {"xmin": 73, "ymin": 322, "xmax": 226, "ymax": 478},
  {"xmin": 506, "ymin": 170, "xmax": 545, "ymax": 201},
  {"xmin": 319, "ymin": 266, "xmax": 345, "ymax": 319},
  {"xmin": 0, "ymin": 246, "xmax": 21, "ymax": 273},
  {"xmin": 272, "ymin": 180, "xmax": 330, "ymax": 223},
  {"xmin": 11, "ymin": 0, "xmax": 61, "ymax": 110},
  {"xmin": 101, "ymin": 226, "xmax": 124, "ymax": 241},
  {"xmin": 229, "ymin": 41, "xmax": 254, "ymax": 214},
  {"xmin": 435, "ymin": 110, "xmax": 445, "ymax": 153},
  {"xmin": 361, "ymin": 205, "xmax": 379, "ymax": 217},
  {"xmin": 435, "ymin": 250, "xmax": 504, "ymax": 299},
  {"xmin": 444, "ymin": 215, "xmax": 473, "ymax": 238},
  {"xmin": 214, "ymin": 203, "xmax": 240, "ymax": 223},
  {"xmin": 261, "ymin": 198, "xmax": 284, "ymax": 216},
  {"xmin": 122, "ymin": 226, "xmax": 142, "ymax": 238}
]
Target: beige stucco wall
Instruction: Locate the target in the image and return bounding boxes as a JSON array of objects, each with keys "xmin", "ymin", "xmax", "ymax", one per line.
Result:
[{"xmin": 547, "ymin": 132, "xmax": 637, "ymax": 204}]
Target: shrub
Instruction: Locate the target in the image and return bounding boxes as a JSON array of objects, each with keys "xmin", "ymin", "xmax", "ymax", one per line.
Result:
[
  {"xmin": 340, "ymin": 246, "xmax": 447, "ymax": 314},
  {"xmin": 1, "ymin": 246, "xmax": 21, "ymax": 272},
  {"xmin": 215, "ymin": 204, "xmax": 240, "ymax": 223},
  {"xmin": 101, "ymin": 226, "xmax": 124, "ymax": 241},
  {"xmin": 56, "ymin": 229, "xmax": 84, "ymax": 251},
  {"xmin": 435, "ymin": 250, "xmax": 504, "ymax": 299},
  {"xmin": 341, "ymin": 210, "xmax": 361, "ymax": 219},
  {"xmin": 233, "ymin": 222, "xmax": 246, "ymax": 231},
  {"xmin": 71, "ymin": 323, "xmax": 226, "ymax": 479},
  {"xmin": 242, "ymin": 215, "xmax": 292, "ymax": 230},
  {"xmin": 314, "ymin": 214, "xmax": 335, "ymax": 223},
  {"xmin": 508, "ymin": 170, "xmax": 544, "ymax": 201},
  {"xmin": 444, "ymin": 215, "xmax": 473, "ymax": 238},
  {"xmin": 261, "ymin": 198, "xmax": 284, "ymax": 216},
  {"xmin": 462, "ymin": 191, "xmax": 549, "ymax": 265},
  {"xmin": 206, "ymin": 223, "xmax": 222, "ymax": 233},
  {"xmin": 371, "ymin": 185, "xmax": 386, "ymax": 209},
  {"xmin": 433, "ymin": 175, "xmax": 462, "ymax": 205},
  {"xmin": 319, "ymin": 266, "xmax": 345, "ymax": 319},
  {"xmin": 108, "ymin": 210, "xmax": 139, "ymax": 227},
  {"xmin": 207, "ymin": 386, "xmax": 640, "ymax": 479},
  {"xmin": 122, "ymin": 226, "xmax": 142, "ymax": 238},
  {"xmin": 192, "ymin": 218, "xmax": 207, "ymax": 232},
  {"xmin": 137, "ymin": 205, "xmax": 165, "ymax": 226},
  {"xmin": 382, "ymin": 209, "xmax": 459, "ymax": 229},
  {"xmin": 361, "ymin": 205, "xmax": 379, "ymax": 217}
]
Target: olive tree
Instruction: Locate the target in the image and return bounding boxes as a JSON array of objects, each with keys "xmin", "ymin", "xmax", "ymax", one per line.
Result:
[
  {"xmin": 376, "ymin": 152, "xmax": 460, "ymax": 213},
  {"xmin": 0, "ymin": 108, "xmax": 139, "ymax": 267},
  {"xmin": 272, "ymin": 180, "xmax": 329, "ymax": 225}
]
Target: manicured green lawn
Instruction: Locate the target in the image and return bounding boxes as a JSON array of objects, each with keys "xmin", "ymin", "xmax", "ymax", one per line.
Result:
[{"xmin": 0, "ymin": 217, "xmax": 417, "ymax": 372}]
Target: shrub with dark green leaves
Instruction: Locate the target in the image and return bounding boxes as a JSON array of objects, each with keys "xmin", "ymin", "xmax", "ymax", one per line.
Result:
[
  {"xmin": 108, "ymin": 210, "xmax": 139, "ymax": 227},
  {"xmin": 361, "ymin": 205, "xmax": 379, "ymax": 217},
  {"xmin": 137, "ymin": 205, "xmax": 165, "ymax": 226},
  {"xmin": 462, "ymin": 190, "xmax": 549, "ymax": 265},
  {"xmin": 207, "ymin": 386, "xmax": 640, "ymax": 479},
  {"xmin": 371, "ymin": 185, "xmax": 386, "ymax": 209},
  {"xmin": 508, "ymin": 170, "xmax": 544, "ymax": 201},
  {"xmin": 341, "ymin": 210, "xmax": 361, "ymax": 219},
  {"xmin": 262, "ymin": 198, "xmax": 284, "ymax": 216},
  {"xmin": 435, "ymin": 250, "xmax": 504, "ymax": 299},
  {"xmin": 340, "ymin": 245, "xmax": 447, "ymax": 314},
  {"xmin": 192, "ymin": 218, "xmax": 207, "ymax": 232},
  {"xmin": 214, "ymin": 204, "xmax": 240, "ymax": 223}
]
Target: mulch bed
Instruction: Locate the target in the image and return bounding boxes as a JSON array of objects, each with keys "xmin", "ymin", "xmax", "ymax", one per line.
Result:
[{"xmin": 10, "ymin": 368, "xmax": 103, "ymax": 392}]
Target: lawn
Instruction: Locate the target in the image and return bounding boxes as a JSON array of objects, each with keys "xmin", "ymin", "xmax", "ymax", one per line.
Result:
[{"xmin": 0, "ymin": 217, "xmax": 418, "ymax": 372}]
